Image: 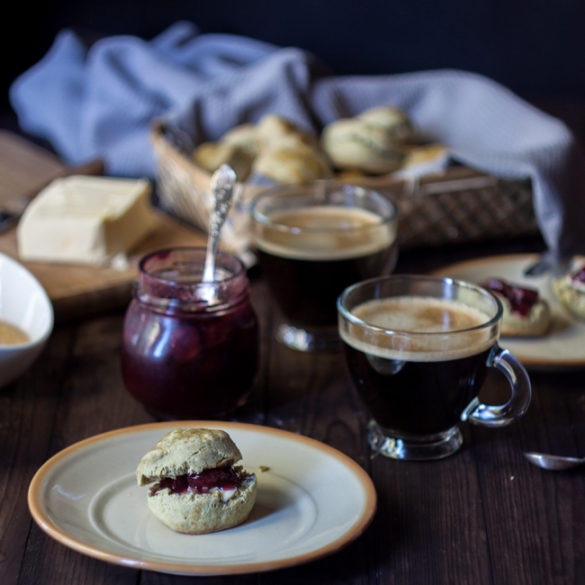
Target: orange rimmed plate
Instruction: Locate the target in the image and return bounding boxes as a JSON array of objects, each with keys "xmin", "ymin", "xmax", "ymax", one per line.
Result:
[{"xmin": 28, "ymin": 421, "xmax": 376, "ymax": 576}]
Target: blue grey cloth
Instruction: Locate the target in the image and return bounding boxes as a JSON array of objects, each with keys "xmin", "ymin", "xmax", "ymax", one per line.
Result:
[{"xmin": 9, "ymin": 21, "xmax": 585, "ymax": 256}]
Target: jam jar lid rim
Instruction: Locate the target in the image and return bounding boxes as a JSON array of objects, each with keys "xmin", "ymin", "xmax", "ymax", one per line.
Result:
[
  {"xmin": 138, "ymin": 246, "xmax": 246, "ymax": 284},
  {"xmin": 136, "ymin": 247, "xmax": 249, "ymax": 311}
]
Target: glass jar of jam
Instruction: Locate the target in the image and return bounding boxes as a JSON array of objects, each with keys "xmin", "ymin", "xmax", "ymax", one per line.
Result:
[{"xmin": 121, "ymin": 247, "xmax": 258, "ymax": 420}]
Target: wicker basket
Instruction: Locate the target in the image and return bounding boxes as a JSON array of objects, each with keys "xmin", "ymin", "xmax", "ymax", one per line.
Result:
[{"xmin": 151, "ymin": 121, "xmax": 537, "ymax": 255}]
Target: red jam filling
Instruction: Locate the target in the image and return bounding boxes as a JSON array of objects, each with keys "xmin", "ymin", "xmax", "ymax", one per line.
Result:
[
  {"xmin": 150, "ymin": 465, "xmax": 241, "ymax": 496},
  {"xmin": 483, "ymin": 279, "xmax": 539, "ymax": 317},
  {"xmin": 569, "ymin": 266, "xmax": 585, "ymax": 285}
]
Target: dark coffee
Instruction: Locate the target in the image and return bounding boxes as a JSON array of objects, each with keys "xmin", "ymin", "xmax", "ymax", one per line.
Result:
[
  {"xmin": 254, "ymin": 205, "xmax": 397, "ymax": 327},
  {"xmin": 340, "ymin": 296, "xmax": 494, "ymax": 436}
]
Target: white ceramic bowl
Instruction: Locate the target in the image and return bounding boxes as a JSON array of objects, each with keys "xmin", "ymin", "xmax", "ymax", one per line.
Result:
[{"xmin": 0, "ymin": 252, "xmax": 54, "ymax": 387}]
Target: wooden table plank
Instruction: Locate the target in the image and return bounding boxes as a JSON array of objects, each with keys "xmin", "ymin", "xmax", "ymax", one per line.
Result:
[{"xmin": 0, "ymin": 157, "xmax": 583, "ymax": 585}]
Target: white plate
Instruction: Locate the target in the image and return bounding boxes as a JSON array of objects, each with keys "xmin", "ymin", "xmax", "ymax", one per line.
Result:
[
  {"xmin": 433, "ymin": 254, "xmax": 585, "ymax": 369},
  {"xmin": 28, "ymin": 421, "xmax": 376, "ymax": 576}
]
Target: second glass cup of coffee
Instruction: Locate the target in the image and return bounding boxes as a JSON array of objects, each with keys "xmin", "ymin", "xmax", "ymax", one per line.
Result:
[
  {"xmin": 337, "ymin": 274, "xmax": 532, "ymax": 460},
  {"xmin": 250, "ymin": 182, "xmax": 398, "ymax": 352}
]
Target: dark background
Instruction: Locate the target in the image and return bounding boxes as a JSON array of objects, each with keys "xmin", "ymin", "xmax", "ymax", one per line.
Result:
[{"xmin": 3, "ymin": 0, "xmax": 585, "ymax": 145}]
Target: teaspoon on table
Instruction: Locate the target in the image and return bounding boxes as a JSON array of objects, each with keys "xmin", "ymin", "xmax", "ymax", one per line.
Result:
[{"xmin": 523, "ymin": 451, "xmax": 585, "ymax": 471}]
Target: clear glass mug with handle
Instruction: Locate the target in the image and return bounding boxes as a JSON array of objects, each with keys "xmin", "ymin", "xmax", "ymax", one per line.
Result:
[{"xmin": 337, "ymin": 274, "xmax": 532, "ymax": 460}]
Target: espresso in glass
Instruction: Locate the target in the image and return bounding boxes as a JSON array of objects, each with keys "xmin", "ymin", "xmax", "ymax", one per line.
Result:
[
  {"xmin": 251, "ymin": 182, "xmax": 398, "ymax": 352},
  {"xmin": 338, "ymin": 275, "xmax": 532, "ymax": 460}
]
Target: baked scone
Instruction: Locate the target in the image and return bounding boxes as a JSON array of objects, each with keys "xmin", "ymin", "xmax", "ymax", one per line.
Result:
[
  {"xmin": 552, "ymin": 265, "xmax": 585, "ymax": 320},
  {"xmin": 255, "ymin": 114, "xmax": 318, "ymax": 150},
  {"xmin": 483, "ymin": 279, "xmax": 551, "ymax": 337},
  {"xmin": 401, "ymin": 143, "xmax": 450, "ymax": 169},
  {"xmin": 321, "ymin": 117, "xmax": 405, "ymax": 174},
  {"xmin": 356, "ymin": 105, "xmax": 414, "ymax": 144},
  {"xmin": 192, "ymin": 141, "xmax": 255, "ymax": 181},
  {"xmin": 221, "ymin": 123, "xmax": 260, "ymax": 156},
  {"xmin": 137, "ymin": 427, "xmax": 257, "ymax": 534},
  {"xmin": 252, "ymin": 142, "xmax": 333, "ymax": 184}
]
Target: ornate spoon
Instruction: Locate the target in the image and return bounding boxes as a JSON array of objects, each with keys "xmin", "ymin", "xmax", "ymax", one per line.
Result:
[{"xmin": 202, "ymin": 164, "xmax": 237, "ymax": 283}]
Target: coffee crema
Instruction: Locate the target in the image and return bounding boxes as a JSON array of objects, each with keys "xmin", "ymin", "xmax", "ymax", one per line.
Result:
[
  {"xmin": 254, "ymin": 205, "xmax": 397, "ymax": 328},
  {"xmin": 254, "ymin": 205, "xmax": 396, "ymax": 261},
  {"xmin": 340, "ymin": 296, "xmax": 496, "ymax": 436},
  {"xmin": 341, "ymin": 296, "xmax": 495, "ymax": 362},
  {"xmin": 0, "ymin": 320, "xmax": 29, "ymax": 345}
]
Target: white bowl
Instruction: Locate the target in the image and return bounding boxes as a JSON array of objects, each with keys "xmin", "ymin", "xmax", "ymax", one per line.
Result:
[{"xmin": 0, "ymin": 252, "xmax": 54, "ymax": 387}]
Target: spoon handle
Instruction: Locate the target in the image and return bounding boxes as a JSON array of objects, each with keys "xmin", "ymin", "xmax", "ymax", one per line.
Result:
[{"xmin": 202, "ymin": 165, "xmax": 237, "ymax": 283}]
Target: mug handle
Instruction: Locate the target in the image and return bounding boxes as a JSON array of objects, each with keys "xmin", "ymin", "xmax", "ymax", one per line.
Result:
[{"xmin": 461, "ymin": 346, "xmax": 532, "ymax": 427}]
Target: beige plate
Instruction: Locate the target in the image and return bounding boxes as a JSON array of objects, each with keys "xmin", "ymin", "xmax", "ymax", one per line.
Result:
[
  {"xmin": 433, "ymin": 254, "xmax": 585, "ymax": 369},
  {"xmin": 28, "ymin": 421, "xmax": 377, "ymax": 576}
]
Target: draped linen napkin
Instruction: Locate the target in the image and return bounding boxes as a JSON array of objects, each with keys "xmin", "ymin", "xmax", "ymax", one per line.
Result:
[{"xmin": 9, "ymin": 21, "xmax": 585, "ymax": 256}]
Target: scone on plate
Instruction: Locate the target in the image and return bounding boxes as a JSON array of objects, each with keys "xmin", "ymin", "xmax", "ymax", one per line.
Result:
[
  {"xmin": 552, "ymin": 265, "xmax": 585, "ymax": 320},
  {"xmin": 482, "ymin": 278, "xmax": 551, "ymax": 337},
  {"xmin": 136, "ymin": 427, "xmax": 257, "ymax": 534}
]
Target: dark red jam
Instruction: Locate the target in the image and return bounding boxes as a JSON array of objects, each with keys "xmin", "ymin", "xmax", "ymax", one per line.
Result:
[
  {"xmin": 150, "ymin": 465, "xmax": 242, "ymax": 496},
  {"xmin": 483, "ymin": 279, "xmax": 539, "ymax": 317},
  {"xmin": 121, "ymin": 248, "xmax": 259, "ymax": 420},
  {"xmin": 570, "ymin": 266, "xmax": 585, "ymax": 284}
]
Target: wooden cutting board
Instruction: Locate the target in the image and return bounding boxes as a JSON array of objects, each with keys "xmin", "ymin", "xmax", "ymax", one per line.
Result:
[{"xmin": 0, "ymin": 130, "xmax": 208, "ymax": 321}]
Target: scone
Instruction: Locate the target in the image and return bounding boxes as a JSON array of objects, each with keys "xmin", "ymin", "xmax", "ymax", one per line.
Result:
[
  {"xmin": 252, "ymin": 142, "xmax": 333, "ymax": 183},
  {"xmin": 400, "ymin": 143, "xmax": 450, "ymax": 169},
  {"xmin": 255, "ymin": 114, "xmax": 319, "ymax": 150},
  {"xmin": 192, "ymin": 141, "xmax": 255, "ymax": 181},
  {"xmin": 356, "ymin": 105, "xmax": 414, "ymax": 143},
  {"xmin": 552, "ymin": 264, "xmax": 585, "ymax": 319},
  {"xmin": 321, "ymin": 117, "xmax": 405, "ymax": 174},
  {"xmin": 221, "ymin": 123, "xmax": 260, "ymax": 157},
  {"xmin": 482, "ymin": 279, "xmax": 551, "ymax": 337},
  {"xmin": 136, "ymin": 427, "xmax": 257, "ymax": 534}
]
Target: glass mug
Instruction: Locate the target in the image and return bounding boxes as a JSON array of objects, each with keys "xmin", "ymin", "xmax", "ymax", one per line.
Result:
[
  {"xmin": 250, "ymin": 181, "xmax": 398, "ymax": 352},
  {"xmin": 337, "ymin": 274, "xmax": 532, "ymax": 460},
  {"xmin": 121, "ymin": 247, "xmax": 259, "ymax": 420}
]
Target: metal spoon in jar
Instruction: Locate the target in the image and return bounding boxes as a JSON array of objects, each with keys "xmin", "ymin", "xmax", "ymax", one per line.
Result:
[
  {"xmin": 202, "ymin": 164, "xmax": 237, "ymax": 283},
  {"xmin": 523, "ymin": 451, "xmax": 585, "ymax": 471}
]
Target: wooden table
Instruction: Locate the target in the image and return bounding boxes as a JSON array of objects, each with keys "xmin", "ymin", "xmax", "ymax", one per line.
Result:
[
  {"xmin": 2, "ymin": 232, "xmax": 584, "ymax": 585},
  {"xmin": 0, "ymin": 132, "xmax": 584, "ymax": 584}
]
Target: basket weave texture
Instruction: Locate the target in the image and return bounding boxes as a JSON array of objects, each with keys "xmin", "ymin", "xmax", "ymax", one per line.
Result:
[{"xmin": 151, "ymin": 122, "xmax": 537, "ymax": 253}]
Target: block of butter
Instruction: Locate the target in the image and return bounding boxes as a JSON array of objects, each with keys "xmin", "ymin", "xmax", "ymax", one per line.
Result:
[{"xmin": 17, "ymin": 175, "xmax": 159, "ymax": 266}]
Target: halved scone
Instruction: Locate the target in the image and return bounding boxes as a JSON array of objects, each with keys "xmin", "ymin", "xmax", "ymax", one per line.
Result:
[
  {"xmin": 482, "ymin": 279, "xmax": 551, "ymax": 337},
  {"xmin": 552, "ymin": 265, "xmax": 585, "ymax": 320},
  {"xmin": 136, "ymin": 427, "xmax": 257, "ymax": 534}
]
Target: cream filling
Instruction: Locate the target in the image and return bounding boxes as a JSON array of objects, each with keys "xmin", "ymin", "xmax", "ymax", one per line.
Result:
[
  {"xmin": 553, "ymin": 276, "xmax": 585, "ymax": 318},
  {"xmin": 218, "ymin": 486, "xmax": 238, "ymax": 502},
  {"xmin": 499, "ymin": 296, "xmax": 548, "ymax": 327}
]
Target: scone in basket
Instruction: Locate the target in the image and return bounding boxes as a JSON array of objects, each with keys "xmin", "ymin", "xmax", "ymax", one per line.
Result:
[{"xmin": 151, "ymin": 120, "xmax": 537, "ymax": 256}]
